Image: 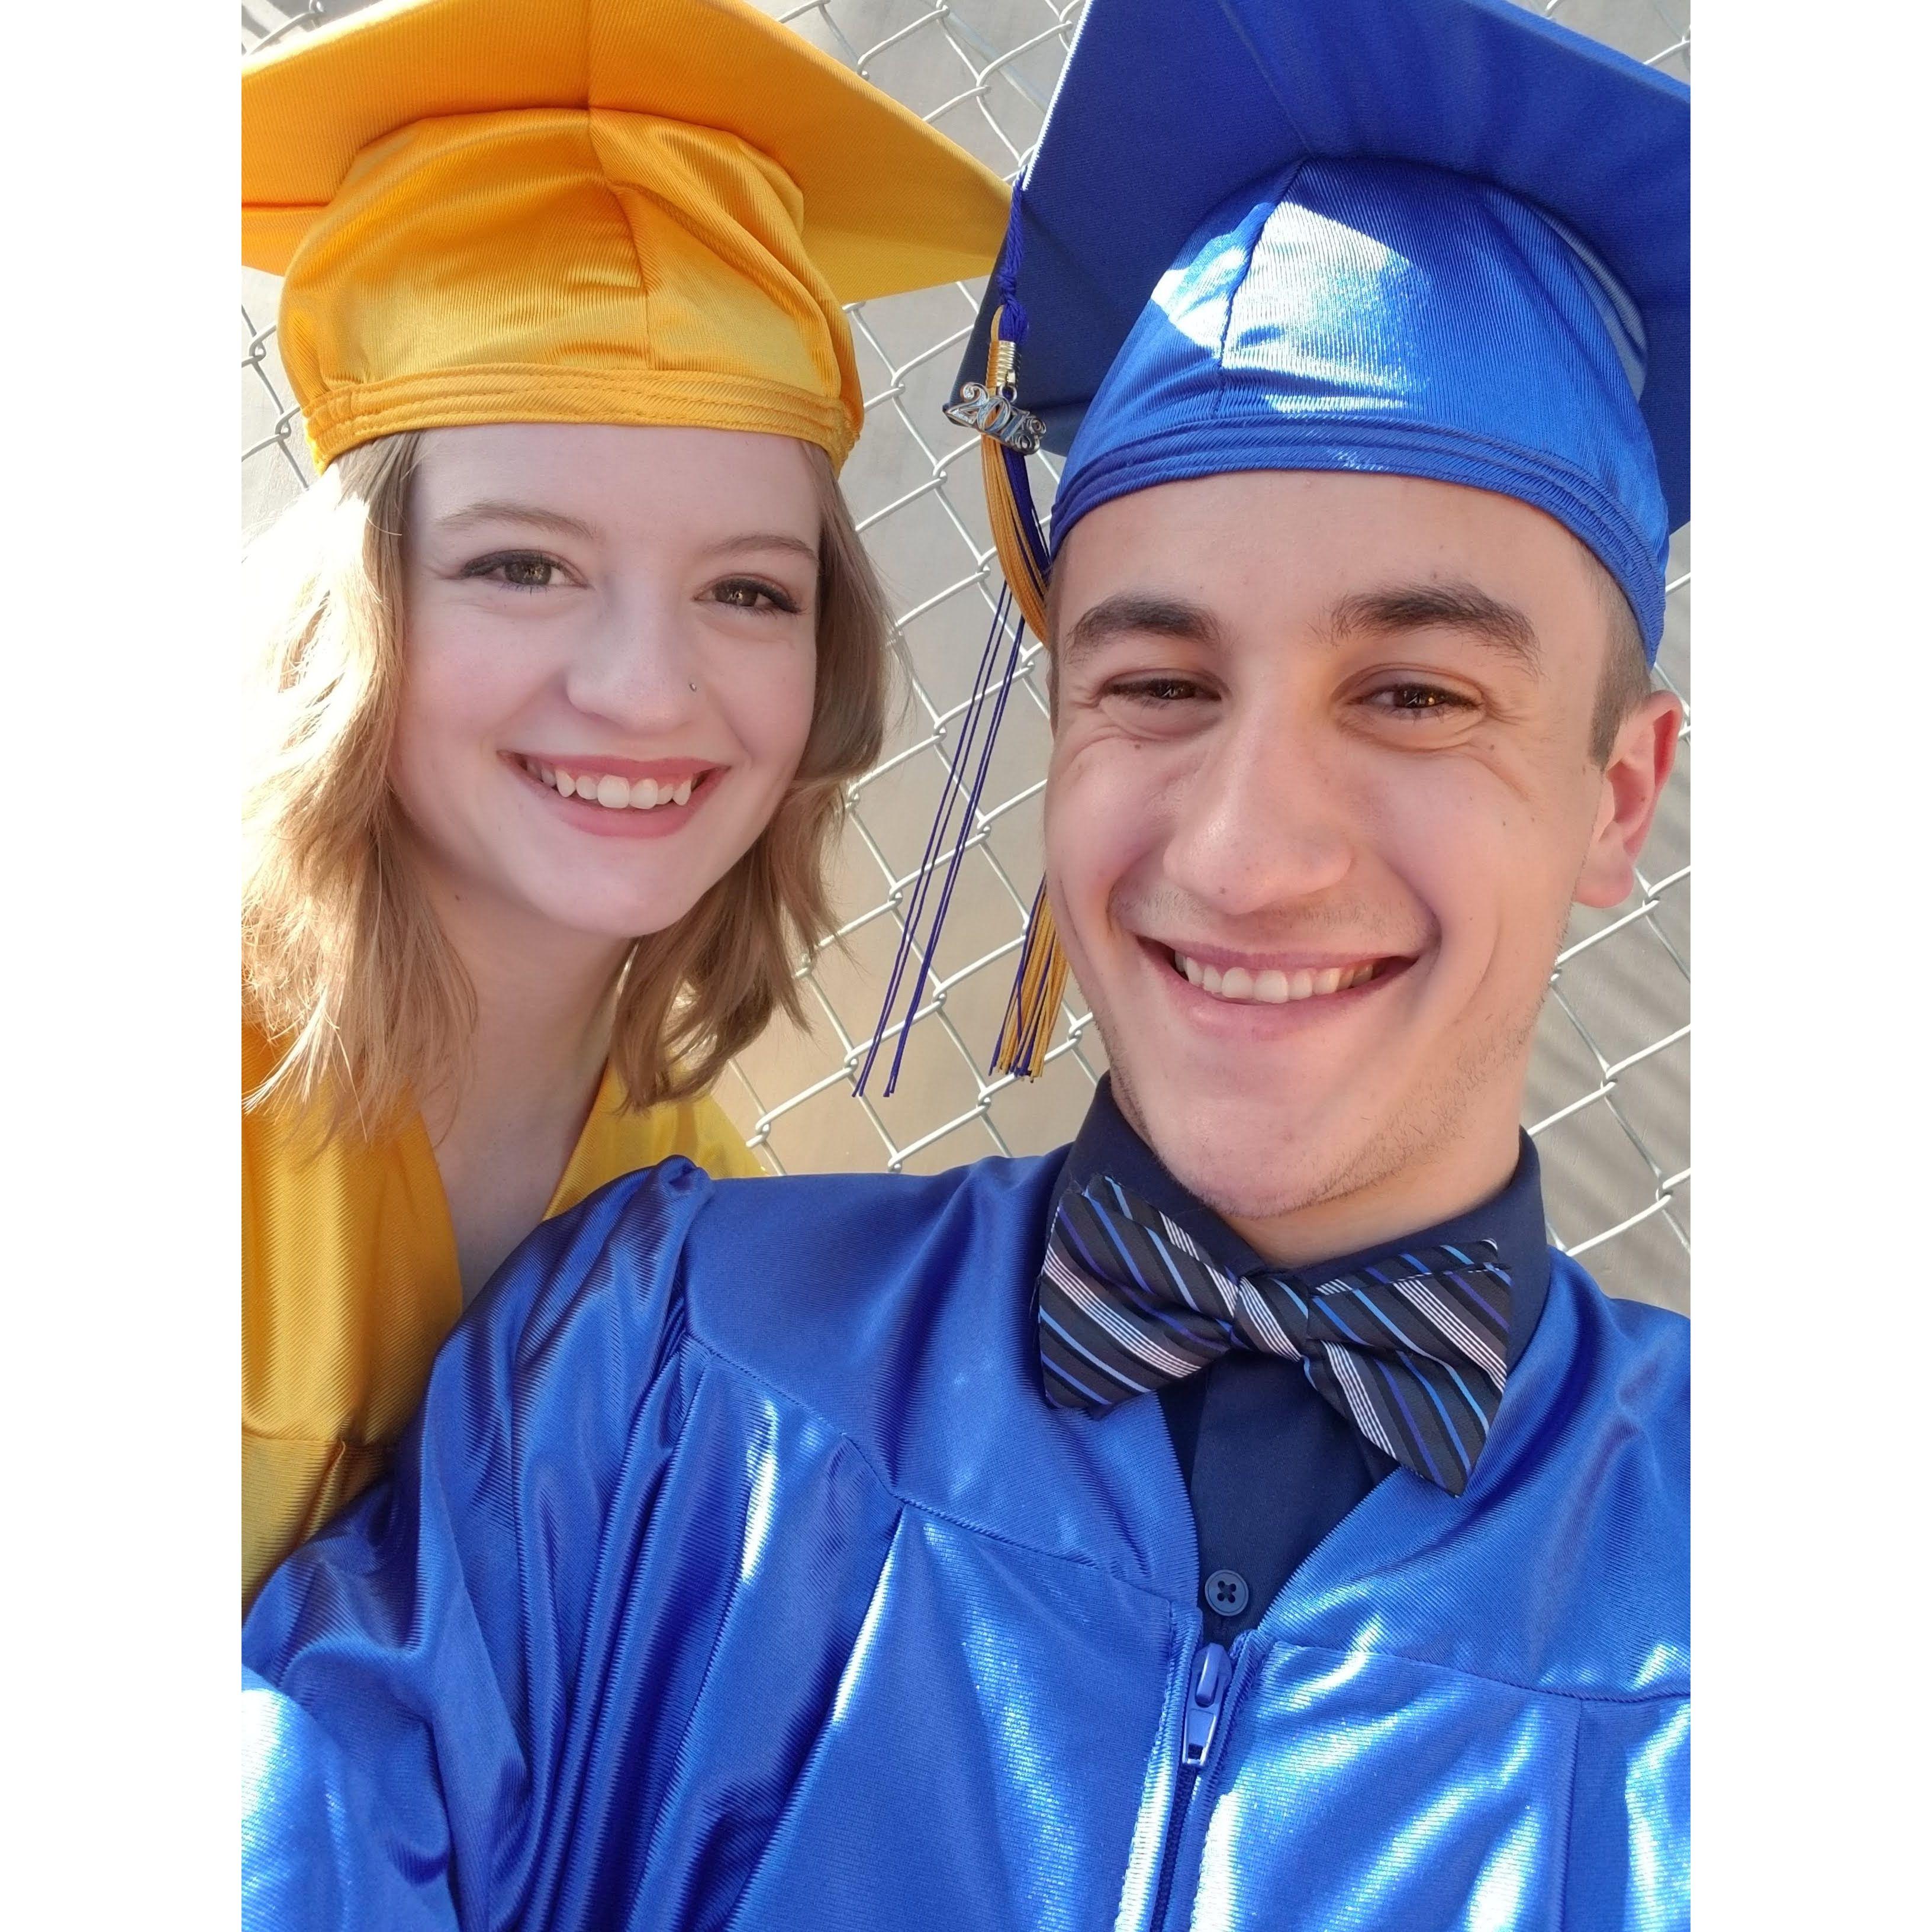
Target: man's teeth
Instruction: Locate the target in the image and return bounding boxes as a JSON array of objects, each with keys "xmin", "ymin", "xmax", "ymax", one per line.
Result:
[
  {"xmin": 529, "ymin": 761, "xmax": 694, "ymax": 810},
  {"xmin": 1173, "ymin": 954, "xmax": 1379, "ymax": 1003}
]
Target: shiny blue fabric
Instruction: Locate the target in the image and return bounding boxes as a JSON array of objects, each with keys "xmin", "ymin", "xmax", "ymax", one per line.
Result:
[
  {"xmin": 243, "ymin": 1157, "xmax": 1688, "ymax": 1930},
  {"xmin": 1053, "ymin": 158, "xmax": 1672, "ymax": 653},
  {"xmin": 955, "ymin": 0, "xmax": 1689, "ymax": 655}
]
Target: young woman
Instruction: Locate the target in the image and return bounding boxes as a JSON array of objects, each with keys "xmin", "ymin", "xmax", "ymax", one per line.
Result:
[{"xmin": 240, "ymin": 0, "xmax": 1007, "ymax": 1602}]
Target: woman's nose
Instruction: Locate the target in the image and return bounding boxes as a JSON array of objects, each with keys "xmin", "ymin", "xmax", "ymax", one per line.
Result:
[{"xmin": 562, "ymin": 591, "xmax": 704, "ymax": 730}]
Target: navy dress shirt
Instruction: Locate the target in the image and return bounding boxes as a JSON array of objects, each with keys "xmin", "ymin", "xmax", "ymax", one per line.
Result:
[{"xmin": 1054, "ymin": 1078, "xmax": 1552, "ymax": 1642}]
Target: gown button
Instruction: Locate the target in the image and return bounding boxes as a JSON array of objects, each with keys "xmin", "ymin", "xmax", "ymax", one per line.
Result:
[{"xmin": 1205, "ymin": 1569, "xmax": 1250, "ymax": 1616}]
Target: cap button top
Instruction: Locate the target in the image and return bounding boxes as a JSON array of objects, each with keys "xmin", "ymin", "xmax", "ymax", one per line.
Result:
[{"xmin": 1205, "ymin": 1569, "xmax": 1250, "ymax": 1617}]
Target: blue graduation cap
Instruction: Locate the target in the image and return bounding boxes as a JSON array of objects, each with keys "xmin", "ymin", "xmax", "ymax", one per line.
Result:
[{"xmin": 860, "ymin": 0, "xmax": 1689, "ymax": 1092}]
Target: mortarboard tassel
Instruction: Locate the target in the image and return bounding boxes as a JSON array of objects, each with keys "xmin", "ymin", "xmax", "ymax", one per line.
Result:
[
  {"xmin": 992, "ymin": 875, "xmax": 1071, "ymax": 1080},
  {"xmin": 973, "ymin": 326, "xmax": 1051, "ymax": 641},
  {"xmin": 856, "ymin": 203, "xmax": 1072, "ymax": 1096},
  {"xmin": 854, "ymin": 582, "xmax": 1025, "ymax": 1097},
  {"xmin": 972, "ymin": 302, "xmax": 1070, "ymax": 1077},
  {"xmin": 955, "ymin": 185, "xmax": 1052, "ymax": 640},
  {"xmin": 962, "ymin": 282, "xmax": 1071, "ymax": 1078}
]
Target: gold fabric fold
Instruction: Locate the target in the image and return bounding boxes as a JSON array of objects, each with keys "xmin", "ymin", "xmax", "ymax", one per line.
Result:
[{"xmin": 242, "ymin": 0, "xmax": 1010, "ymax": 471}]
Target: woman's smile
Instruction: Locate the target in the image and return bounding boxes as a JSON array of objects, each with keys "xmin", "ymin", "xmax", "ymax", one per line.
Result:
[{"xmin": 505, "ymin": 752, "xmax": 725, "ymax": 839}]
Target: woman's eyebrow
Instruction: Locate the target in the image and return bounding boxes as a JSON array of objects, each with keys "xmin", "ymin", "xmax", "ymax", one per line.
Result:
[
  {"xmin": 700, "ymin": 533, "xmax": 820, "ymax": 564},
  {"xmin": 1326, "ymin": 581, "xmax": 1543, "ymax": 674},
  {"xmin": 432, "ymin": 500, "xmax": 601, "ymax": 542}
]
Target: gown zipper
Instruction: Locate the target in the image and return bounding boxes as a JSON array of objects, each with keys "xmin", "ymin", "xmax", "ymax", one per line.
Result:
[{"xmin": 1148, "ymin": 1638, "xmax": 1232, "ymax": 1929}]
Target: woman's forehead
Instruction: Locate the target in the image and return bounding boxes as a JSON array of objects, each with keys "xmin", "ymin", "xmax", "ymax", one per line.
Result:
[{"xmin": 408, "ymin": 424, "xmax": 822, "ymax": 534}]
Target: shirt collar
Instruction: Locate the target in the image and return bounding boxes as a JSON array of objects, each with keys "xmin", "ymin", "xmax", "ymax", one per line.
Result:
[{"xmin": 1058, "ymin": 1076, "xmax": 1551, "ymax": 1370}]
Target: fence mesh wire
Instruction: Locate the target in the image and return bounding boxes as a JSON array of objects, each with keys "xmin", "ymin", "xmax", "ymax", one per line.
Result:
[{"xmin": 242, "ymin": 0, "xmax": 1690, "ymax": 1312}]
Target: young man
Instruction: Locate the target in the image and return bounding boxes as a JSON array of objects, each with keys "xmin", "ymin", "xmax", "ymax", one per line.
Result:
[{"xmin": 243, "ymin": 2, "xmax": 1689, "ymax": 1927}]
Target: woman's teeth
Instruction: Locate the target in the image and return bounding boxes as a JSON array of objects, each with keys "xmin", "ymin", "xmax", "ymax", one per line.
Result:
[
  {"xmin": 526, "ymin": 759, "xmax": 694, "ymax": 810},
  {"xmin": 1173, "ymin": 953, "xmax": 1379, "ymax": 1004}
]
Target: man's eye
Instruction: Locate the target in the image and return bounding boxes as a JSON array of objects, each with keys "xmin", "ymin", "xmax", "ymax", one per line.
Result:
[
  {"xmin": 710, "ymin": 578, "xmax": 801, "ymax": 614},
  {"xmin": 1368, "ymin": 682, "xmax": 1476, "ymax": 715},
  {"xmin": 466, "ymin": 552, "xmax": 561, "ymax": 590},
  {"xmin": 1110, "ymin": 677, "xmax": 1211, "ymax": 705}
]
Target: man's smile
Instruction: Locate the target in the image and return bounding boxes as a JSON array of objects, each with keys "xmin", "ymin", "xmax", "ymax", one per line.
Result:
[
  {"xmin": 1135, "ymin": 935, "xmax": 1419, "ymax": 1025},
  {"xmin": 1166, "ymin": 947, "xmax": 1401, "ymax": 1004}
]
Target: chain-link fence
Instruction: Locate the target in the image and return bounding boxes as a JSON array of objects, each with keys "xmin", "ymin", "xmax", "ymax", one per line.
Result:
[{"xmin": 242, "ymin": 0, "xmax": 1690, "ymax": 1312}]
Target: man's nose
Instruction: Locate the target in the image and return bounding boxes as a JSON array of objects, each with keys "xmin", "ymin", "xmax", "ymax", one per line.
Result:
[
  {"xmin": 1161, "ymin": 707, "xmax": 1354, "ymax": 917},
  {"xmin": 562, "ymin": 590, "xmax": 703, "ymax": 730}
]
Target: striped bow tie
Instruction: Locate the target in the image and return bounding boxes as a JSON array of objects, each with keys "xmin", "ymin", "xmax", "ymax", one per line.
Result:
[{"xmin": 1037, "ymin": 1175, "xmax": 1515, "ymax": 1496}]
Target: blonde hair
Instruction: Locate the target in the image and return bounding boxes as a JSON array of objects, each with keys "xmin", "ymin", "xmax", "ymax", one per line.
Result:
[{"xmin": 243, "ymin": 430, "xmax": 888, "ymax": 1137}]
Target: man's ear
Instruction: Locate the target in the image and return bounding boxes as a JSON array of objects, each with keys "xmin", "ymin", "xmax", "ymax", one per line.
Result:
[{"xmin": 1573, "ymin": 690, "xmax": 1682, "ymax": 910}]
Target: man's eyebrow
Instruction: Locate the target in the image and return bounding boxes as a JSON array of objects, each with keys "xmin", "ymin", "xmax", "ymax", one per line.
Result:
[
  {"xmin": 1327, "ymin": 582, "xmax": 1543, "ymax": 673},
  {"xmin": 432, "ymin": 500, "xmax": 601, "ymax": 542},
  {"xmin": 1060, "ymin": 592, "xmax": 1225, "ymax": 669}
]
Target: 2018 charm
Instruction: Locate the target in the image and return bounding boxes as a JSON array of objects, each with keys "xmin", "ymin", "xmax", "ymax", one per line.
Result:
[{"xmin": 944, "ymin": 380, "xmax": 1045, "ymax": 455}]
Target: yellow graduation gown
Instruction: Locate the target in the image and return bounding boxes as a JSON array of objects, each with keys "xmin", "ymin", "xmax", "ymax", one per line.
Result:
[{"xmin": 242, "ymin": 1025, "xmax": 762, "ymax": 1605}]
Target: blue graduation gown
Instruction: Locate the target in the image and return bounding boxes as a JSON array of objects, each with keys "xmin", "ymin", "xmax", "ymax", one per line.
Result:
[{"xmin": 243, "ymin": 1154, "xmax": 1689, "ymax": 1931}]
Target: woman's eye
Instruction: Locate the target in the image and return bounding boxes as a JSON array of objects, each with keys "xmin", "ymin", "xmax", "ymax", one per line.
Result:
[
  {"xmin": 710, "ymin": 577, "xmax": 801, "ymax": 614},
  {"xmin": 465, "ymin": 552, "xmax": 562, "ymax": 590}
]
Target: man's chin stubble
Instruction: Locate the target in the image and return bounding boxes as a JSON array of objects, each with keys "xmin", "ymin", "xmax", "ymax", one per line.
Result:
[
  {"xmin": 1100, "ymin": 994, "xmax": 1543, "ymax": 1232},
  {"xmin": 1103, "ymin": 1038, "xmax": 1381, "ymax": 1223}
]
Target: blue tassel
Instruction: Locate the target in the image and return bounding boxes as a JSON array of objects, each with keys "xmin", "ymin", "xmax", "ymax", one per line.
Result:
[
  {"xmin": 991, "ymin": 182, "xmax": 1029, "ymax": 346},
  {"xmin": 855, "ymin": 588, "xmax": 1026, "ymax": 1097},
  {"xmin": 861, "ymin": 176, "xmax": 1064, "ymax": 1094}
]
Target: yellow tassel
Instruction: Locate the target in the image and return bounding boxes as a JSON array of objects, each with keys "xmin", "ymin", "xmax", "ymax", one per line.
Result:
[
  {"xmin": 980, "ymin": 312, "xmax": 1050, "ymax": 640},
  {"xmin": 993, "ymin": 880, "xmax": 1072, "ymax": 1080},
  {"xmin": 976, "ymin": 307, "xmax": 1067, "ymax": 1078}
]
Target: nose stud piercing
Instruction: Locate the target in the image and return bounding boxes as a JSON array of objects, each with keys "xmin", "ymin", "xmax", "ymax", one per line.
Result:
[{"xmin": 688, "ymin": 680, "xmax": 698, "ymax": 692}]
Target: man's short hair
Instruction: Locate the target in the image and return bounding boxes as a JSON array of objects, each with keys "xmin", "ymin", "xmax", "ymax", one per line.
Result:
[{"xmin": 1587, "ymin": 550, "xmax": 1655, "ymax": 767}]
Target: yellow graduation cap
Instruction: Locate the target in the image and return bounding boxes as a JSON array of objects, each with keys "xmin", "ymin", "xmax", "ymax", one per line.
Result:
[{"xmin": 243, "ymin": 0, "xmax": 1011, "ymax": 472}]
